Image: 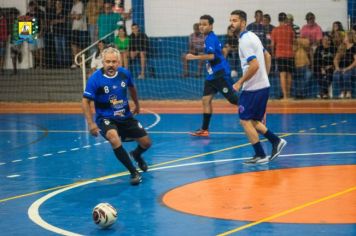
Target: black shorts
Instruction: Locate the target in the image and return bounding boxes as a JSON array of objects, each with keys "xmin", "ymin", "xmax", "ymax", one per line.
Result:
[
  {"xmin": 277, "ymin": 58, "xmax": 294, "ymax": 73},
  {"xmin": 98, "ymin": 117, "xmax": 147, "ymax": 142},
  {"xmin": 203, "ymin": 76, "xmax": 236, "ymax": 98}
]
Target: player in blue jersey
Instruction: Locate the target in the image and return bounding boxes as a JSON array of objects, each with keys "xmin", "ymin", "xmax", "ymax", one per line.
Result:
[
  {"xmin": 82, "ymin": 47, "xmax": 151, "ymax": 185},
  {"xmin": 186, "ymin": 14, "xmax": 238, "ymax": 137},
  {"xmin": 230, "ymin": 10, "xmax": 287, "ymax": 164}
]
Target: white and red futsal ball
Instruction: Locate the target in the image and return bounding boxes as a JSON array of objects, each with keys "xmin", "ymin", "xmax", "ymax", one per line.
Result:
[{"xmin": 92, "ymin": 203, "xmax": 118, "ymax": 228}]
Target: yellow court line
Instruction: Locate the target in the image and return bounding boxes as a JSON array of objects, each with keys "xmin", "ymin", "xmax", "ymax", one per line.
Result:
[
  {"xmin": 0, "ymin": 133, "xmax": 292, "ymax": 203},
  {"xmin": 217, "ymin": 186, "xmax": 356, "ymax": 236}
]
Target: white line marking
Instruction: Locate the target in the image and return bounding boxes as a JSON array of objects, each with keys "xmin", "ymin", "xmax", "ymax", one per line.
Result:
[
  {"xmin": 142, "ymin": 108, "xmax": 161, "ymax": 130},
  {"xmin": 70, "ymin": 148, "xmax": 80, "ymax": 151},
  {"xmin": 320, "ymin": 125, "xmax": 327, "ymax": 128},
  {"xmin": 57, "ymin": 150, "xmax": 67, "ymax": 154},
  {"xmin": 43, "ymin": 154, "xmax": 53, "ymax": 157},
  {"xmin": 82, "ymin": 145, "xmax": 91, "ymax": 148},
  {"xmin": 330, "ymin": 123, "xmax": 337, "ymax": 126},
  {"xmin": 28, "ymin": 150, "xmax": 356, "ymax": 236},
  {"xmin": 28, "ymin": 156, "xmax": 38, "ymax": 160},
  {"xmin": 7, "ymin": 174, "xmax": 20, "ymax": 178},
  {"xmin": 0, "ymin": 162, "xmax": 6, "ymax": 165},
  {"xmin": 12, "ymin": 159, "xmax": 22, "ymax": 163}
]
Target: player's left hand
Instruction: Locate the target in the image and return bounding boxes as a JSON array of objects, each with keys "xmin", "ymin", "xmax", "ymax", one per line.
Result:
[{"xmin": 233, "ymin": 80, "xmax": 242, "ymax": 91}]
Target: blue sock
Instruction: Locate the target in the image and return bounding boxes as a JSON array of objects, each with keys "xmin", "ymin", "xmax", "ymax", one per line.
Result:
[
  {"xmin": 263, "ymin": 130, "xmax": 280, "ymax": 145},
  {"xmin": 252, "ymin": 142, "xmax": 266, "ymax": 157}
]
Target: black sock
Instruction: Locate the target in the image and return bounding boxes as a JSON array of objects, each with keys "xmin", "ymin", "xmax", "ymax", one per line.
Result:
[
  {"xmin": 132, "ymin": 145, "xmax": 147, "ymax": 158},
  {"xmin": 252, "ymin": 142, "xmax": 266, "ymax": 157},
  {"xmin": 113, "ymin": 146, "xmax": 137, "ymax": 174},
  {"xmin": 263, "ymin": 129, "xmax": 280, "ymax": 145},
  {"xmin": 202, "ymin": 113, "xmax": 212, "ymax": 130}
]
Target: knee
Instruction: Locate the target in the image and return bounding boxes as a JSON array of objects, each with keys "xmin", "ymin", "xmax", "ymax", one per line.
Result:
[
  {"xmin": 105, "ymin": 130, "xmax": 120, "ymax": 145},
  {"xmin": 141, "ymin": 138, "xmax": 152, "ymax": 149}
]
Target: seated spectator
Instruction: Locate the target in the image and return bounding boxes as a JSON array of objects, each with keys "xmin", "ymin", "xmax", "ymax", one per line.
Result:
[
  {"xmin": 89, "ymin": 40, "xmax": 105, "ymax": 76},
  {"xmin": 330, "ymin": 21, "xmax": 345, "ymax": 49},
  {"xmin": 294, "ymin": 36, "xmax": 313, "ymax": 99},
  {"xmin": 314, "ymin": 34, "xmax": 336, "ymax": 98},
  {"xmin": 0, "ymin": 8, "xmax": 8, "ymax": 75},
  {"xmin": 223, "ymin": 25, "xmax": 239, "ymax": 77},
  {"xmin": 182, "ymin": 23, "xmax": 205, "ymax": 78},
  {"xmin": 333, "ymin": 31, "xmax": 356, "ymax": 99},
  {"xmin": 129, "ymin": 23, "xmax": 148, "ymax": 79},
  {"xmin": 114, "ymin": 27, "xmax": 129, "ymax": 68}
]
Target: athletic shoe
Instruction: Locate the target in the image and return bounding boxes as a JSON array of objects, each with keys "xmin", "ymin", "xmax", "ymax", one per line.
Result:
[
  {"xmin": 130, "ymin": 151, "xmax": 148, "ymax": 172},
  {"xmin": 243, "ymin": 156, "xmax": 269, "ymax": 164},
  {"xmin": 130, "ymin": 171, "xmax": 142, "ymax": 185},
  {"xmin": 270, "ymin": 138, "xmax": 287, "ymax": 161},
  {"xmin": 190, "ymin": 129, "xmax": 209, "ymax": 137}
]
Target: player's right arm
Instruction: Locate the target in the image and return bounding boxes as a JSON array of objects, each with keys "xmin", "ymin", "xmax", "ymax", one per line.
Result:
[
  {"xmin": 264, "ymin": 50, "xmax": 271, "ymax": 75},
  {"xmin": 82, "ymin": 98, "xmax": 100, "ymax": 137}
]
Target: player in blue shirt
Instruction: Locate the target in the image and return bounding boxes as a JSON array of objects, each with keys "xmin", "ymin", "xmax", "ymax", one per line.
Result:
[
  {"xmin": 230, "ymin": 10, "xmax": 287, "ymax": 164},
  {"xmin": 82, "ymin": 47, "xmax": 151, "ymax": 185},
  {"xmin": 186, "ymin": 15, "xmax": 238, "ymax": 137}
]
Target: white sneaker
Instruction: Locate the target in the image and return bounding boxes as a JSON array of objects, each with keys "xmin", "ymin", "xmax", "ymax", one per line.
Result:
[
  {"xmin": 345, "ymin": 91, "xmax": 352, "ymax": 99},
  {"xmin": 270, "ymin": 139, "xmax": 287, "ymax": 161},
  {"xmin": 70, "ymin": 64, "xmax": 78, "ymax": 69},
  {"xmin": 243, "ymin": 156, "xmax": 269, "ymax": 164},
  {"xmin": 339, "ymin": 92, "xmax": 345, "ymax": 99}
]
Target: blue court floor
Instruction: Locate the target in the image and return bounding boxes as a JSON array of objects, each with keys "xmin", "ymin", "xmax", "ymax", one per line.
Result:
[{"xmin": 0, "ymin": 112, "xmax": 355, "ymax": 235}]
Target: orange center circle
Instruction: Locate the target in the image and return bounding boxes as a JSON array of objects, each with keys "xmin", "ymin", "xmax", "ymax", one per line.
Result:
[{"xmin": 162, "ymin": 165, "xmax": 356, "ymax": 224}]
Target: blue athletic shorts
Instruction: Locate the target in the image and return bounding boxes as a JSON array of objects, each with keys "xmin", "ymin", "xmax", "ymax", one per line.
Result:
[{"xmin": 239, "ymin": 87, "xmax": 269, "ymax": 121}]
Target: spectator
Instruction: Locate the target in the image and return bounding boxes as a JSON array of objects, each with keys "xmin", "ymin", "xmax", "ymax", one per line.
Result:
[
  {"xmin": 26, "ymin": 0, "xmax": 45, "ymax": 69},
  {"xmin": 262, "ymin": 14, "xmax": 274, "ymax": 54},
  {"xmin": 223, "ymin": 25, "xmax": 239, "ymax": 77},
  {"xmin": 300, "ymin": 12, "xmax": 323, "ymax": 63},
  {"xmin": 8, "ymin": 8, "xmax": 21, "ymax": 75},
  {"xmin": 0, "ymin": 9, "xmax": 8, "ymax": 74},
  {"xmin": 286, "ymin": 13, "xmax": 300, "ymax": 38},
  {"xmin": 85, "ymin": 0, "xmax": 103, "ymax": 49},
  {"xmin": 333, "ymin": 31, "xmax": 356, "ymax": 99},
  {"xmin": 294, "ymin": 36, "xmax": 313, "ymax": 99},
  {"xmin": 330, "ymin": 21, "xmax": 345, "ymax": 49},
  {"xmin": 70, "ymin": 0, "xmax": 87, "ymax": 69},
  {"xmin": 44, "ymin": 0, "xmax": 56, "ymax": 68},
  {"xmin": 271, "ymin": 12, "xmax": 295, "ymax": 100},
  {"xmin": 97, "ymin": 1, "xmax": 130, "ymax": 44},
  {"xmin": 129, "ymin": 23, "xmax": 148, "ymax": 79},
  {"xmin": 182, "ymin": 23, "xmax": 205, "ymax": 77},
  {"xmin": 89, "ymin": 40, "xmax": 105, "ymax": 76},
  {"xmin": 247, "ymin": 10, "xmax": 266, "ymax": 47},
  {"xmin": 51, "ymin": 0, "xmax": 68, "ymax": 68},
  {"xmin": 314, "ymin": 34, "xmax": 336, "ymax": 99},
  {"xmin": 114, "ymin": 27, "xmax": 129, "ymax": 68}
]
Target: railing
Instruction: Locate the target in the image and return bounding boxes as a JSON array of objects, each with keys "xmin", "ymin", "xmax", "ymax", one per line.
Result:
[{"xmin": 74, "ymin": 30, "xmax": 116, "ymax": 91}]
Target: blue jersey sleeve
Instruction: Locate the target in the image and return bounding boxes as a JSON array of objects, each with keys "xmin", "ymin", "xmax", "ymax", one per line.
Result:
[
  {"xmin": 83, "ymin": 72, "xmax": 98, "ymax": 100},
  {"xmin": 205, "ymin": 36, "xmax": 215, "ymax": 54}
]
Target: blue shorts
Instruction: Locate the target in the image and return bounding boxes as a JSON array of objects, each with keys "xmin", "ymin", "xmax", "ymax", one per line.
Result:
[{"xmin": 239, "ymin": 87, "xmax": 269, "ymax": 121}]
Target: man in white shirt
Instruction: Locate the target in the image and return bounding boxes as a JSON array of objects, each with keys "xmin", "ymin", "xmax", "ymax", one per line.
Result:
[{"xmin": 230, "ymin": 10, "xmax": 287, "ymax": 164}]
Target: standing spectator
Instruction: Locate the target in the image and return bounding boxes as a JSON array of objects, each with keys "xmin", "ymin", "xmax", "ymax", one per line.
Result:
[
  {"xmin": 44, "ymin": 0, "xmax": 56, "ymax": 68},
  {"xmin": 230, "ymin": 10, "xmax": 287, "ymax": 164},
  {"xmin": 26, "ymin": 0, "xmax": 45, "ymax": 69},
  {"xmin": 271, "ymin": 12, "xmax": 295, "ymax": 100},
  {"xmin": 314, "ymin": 34, "xmax": 336, "ymax": 99},
  {"xmin": 286, "ymin": 14, "xmax": 300, "ymax": 38},
  {"xmin": 51, "ymin": 0, "xmax": 68, "ymax": 68},
  {"xmin": 330, "ymin": 21, "xmax": 345, "ymax": 49},
  {"xmin": 89, "ymin": 40, "xmax": 105, "ymax": 76},
  {"xmin": 0, "ymin": 9, "xmax": 8, "ymax": 74},
  {"xmin": 262, "ymin": 14, "xmax": 274, "ymax": 54},
  {"xmin": 86, "ymin": 0, "xmax": 103, "ymax": 49},
  {"xmin": 185, "ymin": 15, "xmax": 238, "ymax": 137},
  {"xmin": 333, "ymin": 31, "xmax": 356, "ymax": 99},
  {"xmin": 294, "ymin": 36, "xmax": 313, "ymax": 99},
  {"xmin": 223, "ymin": 25, "xmax": 240, "ymax": 77},
  {"xmin": 97, "ymin": 1, "xmax": 130, "ymax": 44},
  {"xmin": 114, "ymin": 27, "xmax": 129, "ymax": 68},
  {"xmin": 247, "ymin": 10, "xmax": 266, "ymax": 47},
  {"xmin": 70, "ymin": 0, "xmax": 87, "ymax": 69},
  {"xmin": 129, "ymin": 23, "xmax": 148, "ymax": 79},
  {"xmin": 182, "ymin": 23, "xmax": 205, "ymax": 77}
]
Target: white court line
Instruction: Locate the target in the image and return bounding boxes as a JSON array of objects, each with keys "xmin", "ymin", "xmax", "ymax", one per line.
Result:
[
  {"xmin": 7, "ymin": 174, "xmax": 20, "ymax": 178},
  {"xmin": 82, "ymin": 145, "xmax": 91, "ymax": 148},
  {"xmin": 57, "ymin": 150, "xmax": 67, "ymax": 154},
  {"xmin": 12, "ymin": 159, "xmax": 22, "ymax": 163},
  {"xmin": 0, "ymin": 162, "xmax": 6, "ymax": 165},
  {"xmin": 28, "ymin": 150, "xmax": 356, "ymax": 236},
  {"xmin": 70, "ymin": 148, "xmax": 80, "ymax": 151},
  {"xmin": 28, "ymin": 156, "xmax": 38, "ymax": 160},
  {"xmin": 43, "ymin": 154, "xmax": 53, "ymax": 157},
  {"xmin": 93, "ymin": 143, "xmax": 101, "ymax": 146}
]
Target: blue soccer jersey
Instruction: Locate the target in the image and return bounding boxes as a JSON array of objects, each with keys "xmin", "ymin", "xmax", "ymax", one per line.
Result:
[
  {"xmin": 204, "ymin": 31, "xmax": 231, "ymax": 80},
  {"xmin": 83, "ymin": 67, "xmax": 134, "ymax": 122}
]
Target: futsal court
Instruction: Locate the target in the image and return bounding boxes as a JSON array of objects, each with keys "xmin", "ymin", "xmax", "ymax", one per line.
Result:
[{"xmin": 0, "ymin": 101, "xmax": 355, "ymax": 236}]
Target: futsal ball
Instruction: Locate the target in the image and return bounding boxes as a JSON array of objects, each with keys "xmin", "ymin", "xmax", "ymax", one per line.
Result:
[{"xmin": 92, "ymin": 203, "xmax": 118, "ymax": 229}]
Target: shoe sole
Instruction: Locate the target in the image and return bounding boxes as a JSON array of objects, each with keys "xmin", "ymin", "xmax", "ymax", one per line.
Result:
[
  {"xmin": 270, "ymin": 139, "xmax": 287, "ymax": 161},
  {"xmin": 189, "ymin": 132, "xmax": 209, "ymax": 137}
]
